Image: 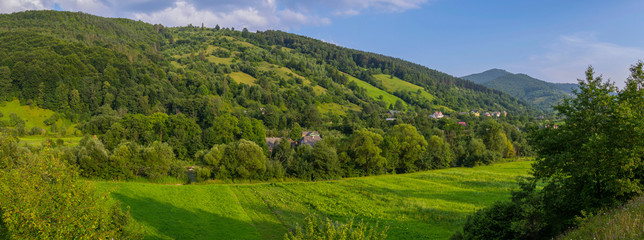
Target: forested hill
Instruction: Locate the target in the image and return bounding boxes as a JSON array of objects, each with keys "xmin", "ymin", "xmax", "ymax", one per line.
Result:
[
  {"xmin": 0, "ymin": 11, "xmax": 536, "ymax": 169},
  {"xmin": 462, "ymin": 69, "xmax": 578, "ymax": 111},
  {"xmin": 0, "ymin": 10, "xmax": 532, "ymax": 116}
]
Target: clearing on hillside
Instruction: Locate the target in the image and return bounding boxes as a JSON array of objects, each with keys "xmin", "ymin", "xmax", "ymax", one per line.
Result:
[
  {"xmin": 0, "ymin": 100, "xmax": 78, "ymax": 135},
  {"xmin": 343, "ymin": 73, "xmax": 406, "ymax": 107},
  {"xmin": 97, "ymin": 161, "xmax": 532, "ymax": 240}
]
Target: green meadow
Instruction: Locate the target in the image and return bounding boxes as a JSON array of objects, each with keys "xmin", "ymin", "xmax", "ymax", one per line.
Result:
[
  {"xmin": 97, "ymin": 161, "xmax": 533, "ymax": 240},
  {"xmin": 0, "ymin": 100, "xmax": 79, "ymax": 145},
  {"xmin": 374, "ymin": 74, "xmax": 435, "ymax": 102},
  {"xmin": 343, "ymin": 73, "xmax": 406, "ymax": 107}
]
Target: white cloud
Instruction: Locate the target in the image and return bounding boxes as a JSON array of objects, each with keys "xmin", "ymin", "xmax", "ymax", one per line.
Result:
[
  {"xmin": 133, "ymin": 1, "xmax": 269, "ymax": 30},
  {"xmin": 0, "ymin": 0, "xmax": 47, "ymax": 13},
  {"xmin": 523, "ymin": 33, "xmax": 644, "ymax": 87},
  {"xmin": 0, "ymin": 0, "xmax": 429, "ymax": 30}
]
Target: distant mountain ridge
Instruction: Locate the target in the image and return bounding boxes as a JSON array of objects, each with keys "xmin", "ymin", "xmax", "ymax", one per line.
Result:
[{"xmin": 462, "ymin": 69, "xmax": 577, "ymax": 111}]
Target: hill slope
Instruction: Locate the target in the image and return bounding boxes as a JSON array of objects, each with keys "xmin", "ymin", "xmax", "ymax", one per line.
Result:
[
  {"xmin": 0, "ymin": 10, "xmax": 534, "ymax": 120},
  {"xmin": 97, "ymin": 161, "xmax": 533, "ymax": 240},
  {"xmin": 557, "ymin": 195, "xmax": 644, "ymax": 240},
  {"xmin": 462, "ymin": 69, "xmax": 577, "ymax": 111}
]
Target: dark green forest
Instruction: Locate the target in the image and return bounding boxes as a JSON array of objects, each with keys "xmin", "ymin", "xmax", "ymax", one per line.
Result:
[{"xmin": 0, "ymin": 10, "xmax": 535, "ymax": 183}]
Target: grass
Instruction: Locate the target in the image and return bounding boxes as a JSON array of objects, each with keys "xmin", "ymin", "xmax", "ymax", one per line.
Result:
[
  {"xmin": 229, "ymin": 72, "xmax": 257, "ymax": 86},
  {"xmin": 318, "ymin": 102, "xmax": 361, "ymax": 116},
  {"xmin": 343, "ymin": 73, "xmax": 405, "ymax": 107},
  {"xmin": 557, "ymin": 195, "xmax": 644, "ymax": 240},
  {"xmin": 96, "ymin": 161, "xmax": 533, "ymax": 240},
  {"xmin": 257, "ymin": 62, "xmax": 327, "ymax": 95},
  {"xmin": 0, "ymin": 100, "xmax": 77, "ymax": 134},
  {"xmin": 373, "ymin": 74, "xmax": 435, "ymax": 102},
  {"xmin": 17, "ymin": 136, "xmax": 82, "ymax": 147}
]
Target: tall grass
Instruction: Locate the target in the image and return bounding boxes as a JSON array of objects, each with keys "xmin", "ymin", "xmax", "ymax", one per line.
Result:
[
  {"xmin": 557, "ymin": 195, "xmax": 644, "ymax": 240},
  {"xmin": 97, "ymin": 161, "xmax": 533, "ymax": 240}
]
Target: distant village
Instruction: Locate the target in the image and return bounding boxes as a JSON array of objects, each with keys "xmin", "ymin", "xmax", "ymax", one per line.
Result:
[
  {"xmin": 266, "ymin": 131, "xmax": 322, "ymax": 152},
  {"xmin": 386, "ymin": 109, "xmax": 508, "ymax": 121},
  {"xmin": 267, "ymin": 109, "xmax": 509, "ymax": 151}
]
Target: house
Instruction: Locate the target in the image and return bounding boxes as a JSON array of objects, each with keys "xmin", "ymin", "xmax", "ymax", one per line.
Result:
[
  {"xmin": 502, "ymin": 111, "xmax": 507, "ymax": 117},
  {"xmin": 429, "ymin": 111, "xmax": 444, "ymax": 119},
  {"xmin": 301, "ymin": 131, "xmax": 320, "ymax": 137},
  {"xmin": 295, "ymin": 131, "xmax": 323, "ymax": 147},
  {"xmin": 458, "ymin": 122, "xmax": 467, "ymax": 126},
  {"xmin": 492, "ymin": 111, "xmax": 501, "ymax": 117},
  {"xmin": 483, "ymin": 112, "xmax": 491, "ymax": 117},
  {"xmin": 458, "ymin": 112, "xmax": 469, "ymax": 115},
  {"xmin": 265, "ymin": 137, "xmax": 282, "ymax": 151},
  {"xmin": 385, "ymin": 118, "xmax": 396, "ymax": 121},
  {"xmin": 388, "ymin": 110, "xmax": 401, "ymax": 117},
  {"xmin": 471, "ymin": 110, "xmax": 480, "ymax": 117}
]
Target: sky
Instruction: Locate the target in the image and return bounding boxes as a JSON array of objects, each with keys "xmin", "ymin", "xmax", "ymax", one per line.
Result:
[{"xmin": 2, "ymin": 0, "xmax": 643, "ymax": 87}]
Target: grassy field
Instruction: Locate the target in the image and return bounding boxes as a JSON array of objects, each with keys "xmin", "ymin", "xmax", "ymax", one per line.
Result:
[
  {"xmin": 257, "ymin": 62, "xmax": 327, "ymax": 95},
  {"xmin": 97, "ymin": 161, "xmax": 533, "ymax": 240},
  {"xmin": 17, "ymin": 136, "xmax": 82, "ymax": 147},
  {"xmin": 373, "ymin": 74, "xmax": 435, "ymax": 102},
  {"xmin": 229, "ymin": 72, "xmax": 258, "ymax": 86},
  {"xmin": 0, "ymin": 100, "xmax": 77, "ymax": 134},
  {"xmin": 343, "ymin": 73, "xmax": 406, "ymax": 107},
  {"xmin": 318, "ymin": 102, "xmax": 361, "ymax": 116}
]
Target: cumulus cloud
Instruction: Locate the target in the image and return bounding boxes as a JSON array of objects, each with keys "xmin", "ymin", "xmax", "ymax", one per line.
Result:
[
  {"xmin": 0, "ymin": 0, "xmax": 428, "ymax": 30},
  {"xmin": 0, "ymin": 0, "xmax": 47, "ymax": 13},
  {"xmin": 523, "ymin": 33, "xmax": 644, "ymax": 87}
]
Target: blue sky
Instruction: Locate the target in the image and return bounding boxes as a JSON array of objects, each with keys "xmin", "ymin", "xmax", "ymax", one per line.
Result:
[{"xmin": 2, "ymin": 0, "xmax": 643, "ymax": 87}]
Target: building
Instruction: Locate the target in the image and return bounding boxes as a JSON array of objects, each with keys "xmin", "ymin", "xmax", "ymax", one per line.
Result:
[
  {"xmin": 429, "ymin": 111, "xmax": 444, "ymax": 119},
  {"xmin": 265, "ymin": 137, "xmax": 282, "ymax": 152},
  {"xmin": 458, "ymin": 122, "xmax": 467, "ymax": 126},
  {"xmin": 298, "ymin": 131, "xmax": 322, "ymax": 147}
]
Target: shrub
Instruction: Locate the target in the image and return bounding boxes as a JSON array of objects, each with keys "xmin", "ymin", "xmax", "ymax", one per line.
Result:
[
  {"xmin": 285, "ymin": 215, "xmax": 388, "ymax": 240},
  {"xmin": 0, "ymin": 147, "xmax": 139, "ymax": 239}
]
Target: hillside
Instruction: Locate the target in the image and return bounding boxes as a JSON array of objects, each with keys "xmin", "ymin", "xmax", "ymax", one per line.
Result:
[
  {"xmin": 460, "ymin": 69, "xmax": 511, "ymax": 84},
  {"xmin": 556, "ymin": 195, "xmax": 644, "ymax": 240},
  {"xmin": 97, "ymin": 161, "xmax": 533, "ymax": 240},
  {"xmin": 0, "ymin": 11, "xmax": 536, "ymax": 190},
  {"xmin": 462, "ymin": 69, "xmax": 577, "ymax": 111}
]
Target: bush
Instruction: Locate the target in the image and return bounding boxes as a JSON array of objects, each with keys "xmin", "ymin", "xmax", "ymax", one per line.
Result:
[
  {"xmin": 29, "ymin": 126, "xmax": 43, "ymax": 135},
  {"xmin": 456, "ymin": 201, "xmax": 522, "ymax": 240},
  {"xmin": 285, "ymin": 215, "xmax": 388, "ymax": 240},
  {"xmin": 0, "ymin": 147, "xmax": 139, "ymax": 239}
]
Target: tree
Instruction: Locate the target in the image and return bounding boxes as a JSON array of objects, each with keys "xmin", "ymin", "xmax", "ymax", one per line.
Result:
[
  {"xmin": 310, "ymin": 141, "xmax": 341, "ymax": 180},
  {"xmin": 76, "ymin": 135, "xmax": 110, "ymax": 178},
  {"xmin": 225, "ymin": 140, "xmax": 266, "ymax": 180},
  {"xmin": 383, "ymin": 124, "xmax": 427, "ymax": 173},
  {"xmin": 0, "ymin": 146, "xmax": 137, "ymax": 239},
  {"xmin": 421, "ymin": 135, "xmax": 454, "ymax": 169},
  {"xmin": 530, "ymin": 65, "xmax": 644, "ymax": 234},
  {"xmin": 0, "ymin": 66, "xmax": 11, "ymax": 100},
  {"xmin": 290, "ymin": 122, "xmax": 302, "ymax": 141},
  {"xmin": 348, "ymin": 129, "xmax": 386, "ymax": 175},
  {"xmin": 141, "ymin": 141, "xmax": 174, "ymax": 180}
]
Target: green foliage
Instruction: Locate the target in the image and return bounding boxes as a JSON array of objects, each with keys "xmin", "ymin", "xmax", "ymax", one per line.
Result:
[
  {"xmin": 531, "ymin": 65, "xmax": 644, "ymax": 232},
  {"xmin": 347, "ymin": 129, "xmax": 386, "ymax": 175},
  {"xmin": 285, "ymin": 215, "xmax": 388, "ymax": 240},
  {"xmin": 421, "ymin": 135, "xmax": 455, "ymax": 169},
  {"xmin": 0, "ymin": 144, "xmax": 138, "ymax": 239},
  {"xmin": 383, "ymin": 124, "xmax": 427, "ymax": 173},
  {"xmin": 457, "ymin": 62, "xmax": 644, "ymax": 240}
]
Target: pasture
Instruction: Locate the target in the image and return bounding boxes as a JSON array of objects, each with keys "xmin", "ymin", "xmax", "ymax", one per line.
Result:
[
  {"xmin": 97, "ymin": 161, "xmax": 533, "ymax": 240},
  {"xmin": 343, "ymin": 73, "xmax": 406, "ymax": 107}
]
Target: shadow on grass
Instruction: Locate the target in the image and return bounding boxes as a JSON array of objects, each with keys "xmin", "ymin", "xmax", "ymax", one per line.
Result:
[{"xmin": 112, "ymin": 193, "xmax": 280, "ymax": 240}]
